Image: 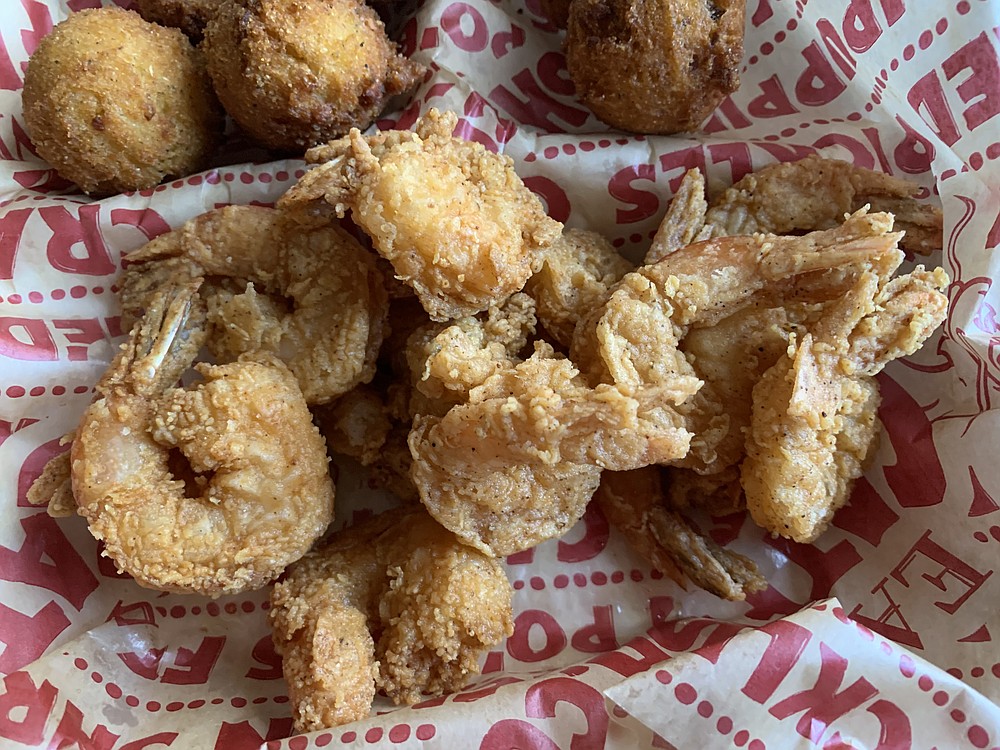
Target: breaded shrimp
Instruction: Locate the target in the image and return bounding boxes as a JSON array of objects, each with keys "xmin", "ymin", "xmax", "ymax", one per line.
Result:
[
  {"xmin": 269, "ymin": 511, "xmax": 393, "ymax": 732},
  {"xmin": 525, "ymin": 228, "xmax": 634, "ymax": 348},
  {"xmin": 70, "ymin": 282, "xmax": 334, "ymax": 596},
  {"xmin": 572, "ymin": 210, "xmax": 905, "ymax": 393},
  {"xmin": 743, "ymin": 267, "xmax": 949, "ymax": 542},
  {"xmin": 664, "ymin": 302, "xmax": 822, "ymax": 513},
  {"xmin": 649, "ymin": 160, "xmax": 942, "ymax": 262},
  {"xmin": 404, "ymin": 292, "xmax": 538, "ymax": 417},
  {"xmin": 644, "ymin": 167, "xmax": 712, "ymax": 264},
  {"xmin": 595, "ymin": 467, "xmax": 765, "ymax": 600},
  {"xmin": 119, "ymin": 205, "xmax": 388, "ymax": 404},
  {"xmin": 703, "ymin": 156, "xmax": 943, "ymax": 255},
  {"xmin": 26, "ymin": 444, "xmax": 75, "ymax": 517},
  {"xmin": 280, "ymin": 109, "xmax": 562, "ymax": 321},
  {"xmin": 270, "ymin": 508, "xmax": 513, "ymax": 732},
  {"xmin": 409, "ymin": 344, "xmax": 699, "ymax": 556}
]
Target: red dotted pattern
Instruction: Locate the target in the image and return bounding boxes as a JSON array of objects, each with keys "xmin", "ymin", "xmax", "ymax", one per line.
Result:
[
  {"xmin": 654, "ymin": 666, "xmax": 768, "ymax": 749},
  {"xmin": 4, "ymin": 384, "xmax": 93, "ymax": 398},
  {"xmin": 512, "ymin": 568, "xmax": 664, "ymax": 591},
  {"xmin": 69, "ymin": 651, "xmax": 286, "ymax": 712}
]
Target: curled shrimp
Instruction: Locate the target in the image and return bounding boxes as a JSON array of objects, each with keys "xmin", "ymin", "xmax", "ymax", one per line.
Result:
[
  {"xmin": 572, "ymin": 209, "xmax": 904, "ymax": 393},
  {"xmin": 649, "ymin": 157, "xmax": 942, "ymax": 261},
  {"xmin": 270, "ymin": 508, "xmax": 513, "ymax": 732},
  {"xmin": 409, "ymin": 344, "xmax": 699, "ymax": 556},
  {"xmin": 280, "ymin": 109, "xmax": 562, "ymax": 322},
  {"xmin": 743, "ymin": 266, "xmax": 949, "ymax": 542},
  {"xmin": 119, "ymin": 204, "xmax": 388, "ymax": 404},
  {"xmin": 704, "ymin": 155, "xmax": 943, "ymax": 255},
  {"xmin": 70, "ymin": 281, "xmax": 335, "ymax": 596}
]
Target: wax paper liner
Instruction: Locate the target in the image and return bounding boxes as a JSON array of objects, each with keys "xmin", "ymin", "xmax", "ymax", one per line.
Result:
[{"xmin": 1, "ymin": 0, "xmax": 999, "ymax": 747}]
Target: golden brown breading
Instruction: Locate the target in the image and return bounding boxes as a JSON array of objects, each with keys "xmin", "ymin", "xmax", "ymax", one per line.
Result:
[
  {"xmin": 70, "ymin": 282, "xmax": 335, "ymax": 597},
  {"xmin": 22, "ymin": 7, "xmax": 223, "ymax": 196},
  {"xmin": 202, "ymin": 0, "xmax": 425, "ymax": 152},
  {"xmin": 135, "ymin": 0, "xmax": 223, "ymax": 41},
  {"xmin": 596, "ymin": 467, "xmax": 765, "ymax": 601},
  {"xmin": 120, "ymin": 205, "xmax": 389, "ymax": 405},
  {"xmin": 314, "ymin": 385, "xmax": 393, "ymax": 466},
  {"xmin": 564, "ymin": 0, "xmax": 745, "ymax": 134},
  {"xmin": 26, "ymin": 447, "xmax": 75, "ymax": 517},
  {"xmin": 409, "ymin": 345, "xmax": 698, "ymax": 556},
  {"xmin": 270, "ymin": 509, "xmax": 513, "ymax": 732},
  {"xmin": 281, "ymin": 109, "xmax": 563, "ymax": 321},
  {"xmin": 525, "ymin": 229, "xmax": 633, "ymax": 349},
  {"xmin": 704, "ymin": 155, "xmax": 944, "ymax": 255},
  {"xmin": 743, "ymin": 268, "xmax": 949, "ymax": 542}
]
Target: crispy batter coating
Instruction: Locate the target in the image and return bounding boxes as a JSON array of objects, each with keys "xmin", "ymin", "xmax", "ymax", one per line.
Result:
[
  {"xmin": 405, "ymin": 293, "xmax": 538, "ymax": 416},
  {"xmin": 120, "ymin": 205, "xmax": 388, "ymax": 404},
  {"xmin": 203, "ymin": 0, "xmax": 425, "ymax": 151},
  {"xmin": 645, "ymin": 168, "xmax": 712, "ymax": 264},
  {"xmin": 596, "ymin": 467, "xmax": 765, "ymax": 600},
  {"xmin": 572, "ymin": 211, "xmax": 904, "ymax": 394},
  {"xmin": 525, "ymin": 229, "xmax": 633, "ymax": 348},
  {"xmin": 71, "ymin": 283, "xmax": 334, "ymax": 596},
  {"xmin": 565, "ymin": 0, "xmax": 744, "ymax": 133},
  {"xmin": 269, "ymin": 512, "xmax": 391, "ymax": 731},
  {"xmin": 314, "ymin": 384, "xmax": 394, "ymax": 467},
  {"xmin": 22, "ymin": 7, "xmax": 223, "ymax": 196},
  {"xmin": 281, "ymin": 109, "xmax": 563, "ymax": 321},
  {"xmin": 26, "ymin": 445, "xmax": 75, "ymax": 517},
  {"xmin": 135, "ymin": 0, "xmax": 223, "ymax": 41},
  {"xmin": 704, "ymin": 155, "xmax": 944, "ymax": 255},
  {"xmin": 409, "ymin": 345, "xmax": 698, "ymax": 556},
  {"xmin": 665, "ymin": 303, "xmax": 818, "ymax": 512},
  {"xmin": 743, "ymin": 268, "xmax": 949, "ymax": 542},
  {"xmin": 270, "ymin": 509, "xmax": 513, "ymax": 732}
]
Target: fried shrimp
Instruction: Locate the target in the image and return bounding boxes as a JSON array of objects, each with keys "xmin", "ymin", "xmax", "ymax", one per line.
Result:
[
  {"xmin": 403, "ymin": 292, "xmax": 538, "ymax": 417},
  {"xmin": 595, "ymin": 467, "xmax": 766, "ymax": 600},
  {"xmin": 409, "ymin": 344, "xmax": 699, "ymax": 556},
  {"xmin": 280, "ymin": 109, "xmax": 562, "ymax": 321},
  {"xmin": 743, "ymin": 267, "xmax": 949, "ymax": 542},
  {"xmin": 270, "ymin": 508, "xmax": 513, "ymax": 732},
  {"xmin": 572, "ymin": 211, "xmax": 904, "ymax": 393},
  {"xmin": 70, "ymin": 282, "xmax": 334, "ymax": 596},
  {"xmin": 524, "ymin": 228, "xmax": 633, "ymax": 348},
  {"xmin": 120, "ymin": 205, "xmax": 388, "ymax": 404},
  {"xmin": 665, "ymin": 302, "xmax": 820, "ymax": 513},
  {"xmin": 703, "ymin": 155, "xmax": 944, "ymax": 255}
]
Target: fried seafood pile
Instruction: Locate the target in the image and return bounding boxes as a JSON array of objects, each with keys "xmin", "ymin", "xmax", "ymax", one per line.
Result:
[{"xmin": 30, "ymin": 109, "xmax": 949, "ymax": 730}]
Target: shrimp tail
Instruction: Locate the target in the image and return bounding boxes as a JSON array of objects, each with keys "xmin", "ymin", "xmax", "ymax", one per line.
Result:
[
  {"xmin": 100, "ymin": 279, "xmax": 207, "ymax": 399},
  {"xmin": 760, "ymin": 209, "xmax": 905, "ymax": 280}
]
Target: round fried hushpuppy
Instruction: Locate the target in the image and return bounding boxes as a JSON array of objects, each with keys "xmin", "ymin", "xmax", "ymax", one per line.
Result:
[
  {"xmin": 565, "ymin": 0, "xmax": 745, "ymax": 134},
  {"xmin": 135, "ymin": 0, "xmax": 223, "ymax": 42},
  {"xmin": 22, "ymin": 8, "xmax": 223, "ymax": 197},
  {"xmin": 202, "ymin": 0, "xmax": 426, "ymax": 152}
]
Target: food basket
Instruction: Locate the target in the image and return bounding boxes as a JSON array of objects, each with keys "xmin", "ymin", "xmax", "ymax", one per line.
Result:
[{"xmin": 0, "ymin": 0, "xmax": 998, "ymax": 747}]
